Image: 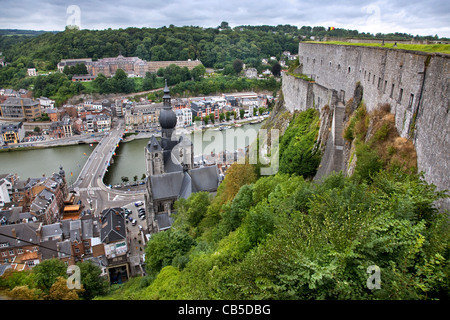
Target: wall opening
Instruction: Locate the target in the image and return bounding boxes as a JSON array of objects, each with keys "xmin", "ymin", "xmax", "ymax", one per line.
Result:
[
  {"xmin": 408, "ymin": 93, "xmax": 414, "ymax": 110},
  {"xmin": 390, "ymin": 84, "xmax": 395, "ymax": 98},
  {"xmin": 398, "ymin": 88, "xmax": 403, "ymax": 103}
]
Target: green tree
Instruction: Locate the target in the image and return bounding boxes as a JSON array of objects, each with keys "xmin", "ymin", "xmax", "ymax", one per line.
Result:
[
  {"xmin": 77, "ymin": 261, "xmax": 108, "ymax": 300},
  {"xmin": 232, "ymin": 59, "xmax": 244, "ymax": 75},
  {"xmin": 271, "ymin": 63, "xmax": 282, "ymax": 76},
  {"xmin": 191, "ymin": 64, "xmax": 206, "ymax": 81},
  {"xmin": 32, "ymin": 258, "xmax": 67, "ymax": 293},
  {"xmin": 145, "ymin": 229, "xmax": 196, "ymax": 276}
]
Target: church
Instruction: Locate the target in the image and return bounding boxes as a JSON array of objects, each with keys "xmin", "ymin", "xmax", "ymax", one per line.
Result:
[{"xmin": 144, "ymin": 82, "xmax": 220, "ymax": 233}]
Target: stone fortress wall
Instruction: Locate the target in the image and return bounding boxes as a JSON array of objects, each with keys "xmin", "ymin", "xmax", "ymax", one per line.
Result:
[{"xmin": 282, "ymin": 42, "xmax": 449, "ymax": 209}]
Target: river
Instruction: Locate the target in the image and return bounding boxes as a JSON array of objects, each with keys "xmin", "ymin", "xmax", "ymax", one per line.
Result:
[
  {"xmin": 0, "ymin": 144, "xmax": 95, "ymax": 182},
  {"xmin": 0, "ymin": 122, "xmax": 262, "ymax": 185}
]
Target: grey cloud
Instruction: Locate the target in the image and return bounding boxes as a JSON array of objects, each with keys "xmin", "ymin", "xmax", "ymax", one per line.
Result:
[{"xmin": 0, "ymin": 0, "xmax": 448, "ymax": 37}]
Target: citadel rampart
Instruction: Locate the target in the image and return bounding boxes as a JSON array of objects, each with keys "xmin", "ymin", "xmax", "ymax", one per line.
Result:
[{"xmin": 282, "ymin": 42, "xmax": 449, "ymax": 209}]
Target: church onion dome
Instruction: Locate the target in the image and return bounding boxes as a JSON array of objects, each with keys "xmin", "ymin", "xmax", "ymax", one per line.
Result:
[{"xmin": 159, "ymin": 108, "xmax": 177, "ymax": 129}]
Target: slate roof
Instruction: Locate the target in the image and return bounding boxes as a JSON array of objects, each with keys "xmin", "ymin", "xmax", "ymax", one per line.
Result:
[
  {"xmin": 150, "ymin": 172, "xmax": 185, "ymax": 200},
  {"xmin": 147, "ymin": 135, "xmax": 163, "ymax": 152},
  {"xmin": 155, "ymin": 213, "xmax": 173, "ymax": 231},
  {"xmin": 0, "ymin": 223, "xmax": 40, "ymax": 248},
  {"xmin": 57, "ymin": 240, "xmax": 72, "ymax": 258},
  {"xmin": 69, "ymin": 220, "xmax": 82, "ymax": 242},
  {"xmin": 41, "ymin": 223, "xmax": 63, "ymax": 240},
  {"xmin": 100, "ymin": 208, "xmax": 126, "ymax": 243},
  {"xmin": 40, "ymin": 239, "xmax": 59, "ymax": 260},
  {"xmin": 190, "ymin": 166, "xmax": 220, "ymax": 193}
]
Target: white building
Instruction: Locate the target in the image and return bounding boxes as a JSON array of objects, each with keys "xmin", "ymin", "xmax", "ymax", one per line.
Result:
[
  {"xmin": 96, "ymin": 115, "xmax": 111, "ymax": 132},
  {"xmin": 39, "ymin": 97, "xmax": 55, "ymax": 109},
  {"xmin": 0, "ymin": 179, "xmax": 11, "ymax": 207},
  {"xmin": 175, "ymin": 108, "xmax": 192, "ymax": 128},
  {"xmin": 245, "ymin": 68, "xmax": 258, "ymax": 79},
  {"xmin": 27, "ymin": 68, "xmax": 37, "ymax": 77}
]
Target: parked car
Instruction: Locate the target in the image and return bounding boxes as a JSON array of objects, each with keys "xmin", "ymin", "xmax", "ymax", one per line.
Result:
[
  {"xmin": 134, "ymin": 201, "xmax": 144, "ymax": 207},
  {"xmin": 138, "ymin": 225, "xmax": 143, "ymax": 231},
  {"xmin": 132, "ymin": 219, "xmax": 137, "ymax": 226},
  {"xmin": 140, "ymin": 214, "xmax": 146, "ymax": 220}
]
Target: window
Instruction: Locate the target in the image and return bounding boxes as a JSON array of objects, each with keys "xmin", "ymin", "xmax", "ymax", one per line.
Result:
[
  {"xmin": 9, "ymin": 250, "xmax": 14, "ymax": 256},
  {"xmin": 408, "ymin": 94, "xmax": 414, "ymax": 109},
  {"xmin": 390, "ymin": 84, "xmax": 395, "ymax": 98},
  {"xmin": 348, "ymin": 67, "xmax": 351, "ymax": 73},
  {"xmin": 384, "ymin": 80, "xmax": 388, "ymax": 93},
  {"xmin": 75, "ymin": 248, "xmax": 80, "ymax": 253},
  {"xmin": 1, "ymin": 251, "xmax": 6, "ymax": 257},
  {"xmin": 373, "ymin": 75, "xmax": 375, "ymax": 84},
  {"xmin": 378, "ymin": 77, "xmax": 382, "ymax": 89},
  {"xmin": 337, "ymin": 64, "xmax": 341, "ymax": 70},
  {"xmin": 17, "ymin": 248, "xmax": 23, "ymax": 254},
  {"xmin": 26, "ymin": 261, "xmax": 35, "ymax": 267},
  {"xmin": 398, "ymin": 89, "xmax": 403, "ymax": 103}
]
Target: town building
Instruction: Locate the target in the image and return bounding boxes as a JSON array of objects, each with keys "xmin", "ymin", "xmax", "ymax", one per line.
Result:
[
  {"xmin": 175, "ymin": 108, "xmax": 192, "ymax": 128},
  {"xmin": 57, "ymin": 58, "xmax": 93, "ymax": 73},
  {"xmin": 124, "ymin": 103, "xmax": 161, "ymax": 130},
  {"xmin": 0, "ymin": 223, "xmax": 41, "ymax": 269},
  {"xmin": 0, "ymin": 180, "xmax": 10, "ymax": 208},
  {"xmin": 245, "ymin": 67, "xmax": 258, "ymax": 79},
  {"xmin": 86, "ymin": 114, "xmax": 111, "ymax": 133},
  {"xmin": 57, "ymin": 57, "xmax": 203, "ymax": 78},
  {"xmin": 27, "ymin": 68, "xmax": 37, "ymax": 77},
  {"xmin": 0, "ymin": 97, "xmax": 41, "ymax": 121},
  {"xmin": 0, "ymin": 122, "xmax": 25, "ymax": 144},
  {"xmin": 38, "ymin": 97, "xmax": 55, "ymax": 109},
  {"xmin": 100, "ymin": 207, "xmax": 129, "ymax": 284}
]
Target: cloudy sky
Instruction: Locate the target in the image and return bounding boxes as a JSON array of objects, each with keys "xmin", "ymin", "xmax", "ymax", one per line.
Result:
[{"xmin": 0, "ymin": 0, "xmax": 449, "ymax": 37}]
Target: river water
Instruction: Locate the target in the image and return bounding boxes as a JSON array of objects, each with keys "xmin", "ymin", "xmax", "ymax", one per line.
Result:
[
  {"xmin": 0, "ymin": 123, "xmax": 262, "ymax": 185},
  {"xmin": 0, "ymin": 144, "xmax": 94, "ymax": 183}
]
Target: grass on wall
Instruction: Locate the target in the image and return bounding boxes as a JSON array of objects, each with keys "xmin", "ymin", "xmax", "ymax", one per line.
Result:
[{"xmin": 305, "ymin": 41, "xmax": 450, "ymax": 55}]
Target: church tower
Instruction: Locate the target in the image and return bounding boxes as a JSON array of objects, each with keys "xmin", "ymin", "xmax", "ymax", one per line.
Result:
[{"xmin": 145, "ymin": 135, "xmax": 164, "ymax": 176}]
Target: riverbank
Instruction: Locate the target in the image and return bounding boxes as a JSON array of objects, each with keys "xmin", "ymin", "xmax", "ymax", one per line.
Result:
[{"xmin": 0, "ymin": 134, "xmax": 102, "ymax": 152}]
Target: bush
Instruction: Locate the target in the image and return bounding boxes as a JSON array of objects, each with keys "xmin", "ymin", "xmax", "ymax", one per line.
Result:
[{"xmin": 279, "ymin": 109, "xmax": 321, "ymax": 178}]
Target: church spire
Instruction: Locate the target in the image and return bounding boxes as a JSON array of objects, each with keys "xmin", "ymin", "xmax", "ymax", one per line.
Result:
[{"xmin": 163, "ymin": 79, "xmax": 171, "ymax": 107}]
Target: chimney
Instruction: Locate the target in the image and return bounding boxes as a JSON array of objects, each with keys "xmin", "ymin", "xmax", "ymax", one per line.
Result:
[{"xmin": 11, "ymin": 228, "xmax": 16, "ymax": 239}]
